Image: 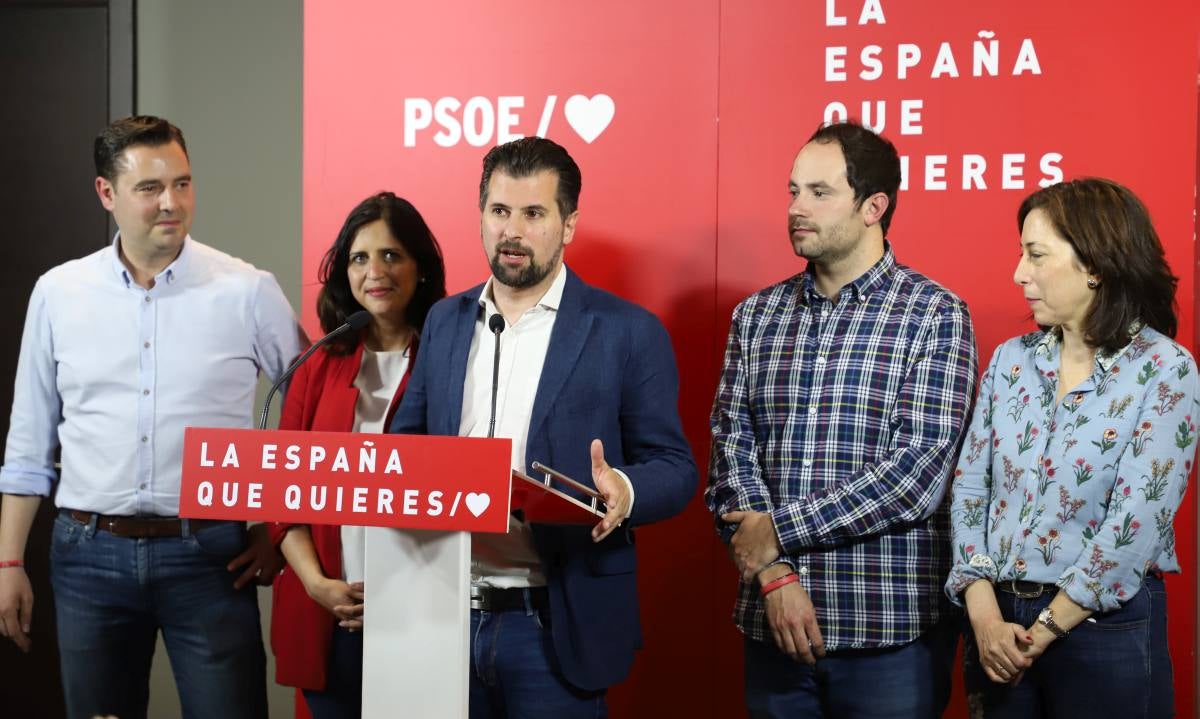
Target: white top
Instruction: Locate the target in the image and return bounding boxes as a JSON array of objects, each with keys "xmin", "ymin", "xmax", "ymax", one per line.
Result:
[
  {"xmin": 342, "ymin": 347, "xmax": 410, "ymax": 583},
  {"xmin": 0, "ymin": 235, "xmax": 304, "ymax": 515}
]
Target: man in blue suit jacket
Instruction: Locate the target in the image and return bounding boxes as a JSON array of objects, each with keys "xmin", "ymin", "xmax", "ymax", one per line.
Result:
[{"xmin": 390, "ymin": 137, "xmax": 696, "ymax": 718}]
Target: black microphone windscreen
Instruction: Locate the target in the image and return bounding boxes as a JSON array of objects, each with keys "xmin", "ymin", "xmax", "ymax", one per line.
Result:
[
  {"xmin": 488, "ymin": 313, "xmax": 505, "ymax": 334},
  {"xmin": 346, "ymin": 310, "xmax": 372, "ymax": 330}
]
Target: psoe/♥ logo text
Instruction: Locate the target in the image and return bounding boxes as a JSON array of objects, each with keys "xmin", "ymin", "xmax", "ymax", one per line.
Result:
[{"xmin": 403, "ymin": 94, "xmax": 615, "ymax": 147}]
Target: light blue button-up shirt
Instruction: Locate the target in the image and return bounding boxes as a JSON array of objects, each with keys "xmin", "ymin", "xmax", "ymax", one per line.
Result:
[{"xmin": 0, "ymin": 236, "xmax": 305, "ymax": 516}]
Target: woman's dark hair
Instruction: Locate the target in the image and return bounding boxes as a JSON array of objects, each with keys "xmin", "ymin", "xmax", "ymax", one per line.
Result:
[
  {"xmin": 1017, "ymin": 178, "xmax": 1177, "ymax": 352},
  {"xmin": 316, "ymin": 192, "xmax": 447, "ymax": 354}
]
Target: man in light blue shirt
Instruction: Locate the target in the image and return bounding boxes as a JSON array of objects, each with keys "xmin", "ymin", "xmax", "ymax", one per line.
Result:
[{"xmin": 0, "ymin": 116, "xmax": 305, "ymax": 719}]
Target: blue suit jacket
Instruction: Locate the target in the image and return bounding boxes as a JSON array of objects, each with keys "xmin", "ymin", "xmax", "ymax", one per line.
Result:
[{"xmin": 390, "ymin": 268, "xmax": 697, "ymax": 690}]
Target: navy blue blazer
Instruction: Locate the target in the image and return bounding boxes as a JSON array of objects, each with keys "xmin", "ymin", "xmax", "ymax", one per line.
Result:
[{"xmin": 390, "ymin": 268, "xmax": 697, "ymax": 691}]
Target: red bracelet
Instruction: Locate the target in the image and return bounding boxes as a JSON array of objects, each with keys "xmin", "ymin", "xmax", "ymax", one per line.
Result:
[
  {"xmin": 0, "ymin": 560, "xmax": 24, "ymax": 569},
  {"xmin": 760, "ymin": 572, "xmax": 799, "ymax": 597}
]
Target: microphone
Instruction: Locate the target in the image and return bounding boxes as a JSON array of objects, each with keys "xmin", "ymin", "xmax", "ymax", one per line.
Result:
[
  {"xmin": 258, "ymin": 310, "xmax": 371, "ymax": 429},
  {"xmin": 487, "ymin": 313, "xmax": 505, "ymax": 438}
]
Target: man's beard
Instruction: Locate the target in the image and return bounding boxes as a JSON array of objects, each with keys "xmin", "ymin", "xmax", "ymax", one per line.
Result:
[
  {"xmin": 790, "ymin": 219, "xmax": 858, "ymax": 265},
  {"xmin": 490, "ymin": 239, "xmax": 563, "ymax": 289}
]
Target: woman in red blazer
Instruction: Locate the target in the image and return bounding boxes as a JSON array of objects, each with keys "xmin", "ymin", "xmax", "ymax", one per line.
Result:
[{"xmin": 268, "ymin": 192, "xmax": 446, "ymax": 718}]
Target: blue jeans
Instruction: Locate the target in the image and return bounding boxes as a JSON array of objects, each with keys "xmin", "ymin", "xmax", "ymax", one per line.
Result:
[
  {"xmin": 469, "ymin": 599, "xmax": 606, "ymax": 719},
  {"xmin": 50, "ymin": 512, "xmax": 267, "ymax": 719},
  {"xmin": 962, "ymin": 575, "xmax": 1173, "ymax": 718},
  {"xmin": 744, "ymin": 616, "xmax": 957, "ymax": 718},
  {"xmin": 302, "ymin": 626, "xmax": 363, "ymax": 719}
]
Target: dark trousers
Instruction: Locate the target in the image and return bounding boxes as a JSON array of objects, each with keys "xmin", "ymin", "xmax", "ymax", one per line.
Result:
[
  {"xmin": 963, "ymin": 575, "xmax": 1173, "ymax": 718},
  {"xmin": 744, "ymin": 616, "xmax": 957, "ymax": 718},
  {"xmin": 302, "ymin": 626, "xmax": 364, "ymax": 719},
  {"xmin": 468, "ymin": 600, "xmax": 606, "ymax": 719}
]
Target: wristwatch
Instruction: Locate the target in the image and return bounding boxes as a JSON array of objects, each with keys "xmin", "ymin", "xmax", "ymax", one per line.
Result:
[{"xmin": 1037, "ymin": 607, "xmax": 1069, "ymax": 639}]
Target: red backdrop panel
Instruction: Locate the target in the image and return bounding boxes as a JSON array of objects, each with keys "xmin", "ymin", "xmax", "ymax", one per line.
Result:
[
  {"xmin": 305, "ymin": 1, "xmax": 1199, "ymax": 715},
  {"xmin": 717, "ymin": 3, "xmax": 1198, "ymax": 717},
  {"xmin": 304, "ymin": 1, "xmax": 721, "ymax": 716}
]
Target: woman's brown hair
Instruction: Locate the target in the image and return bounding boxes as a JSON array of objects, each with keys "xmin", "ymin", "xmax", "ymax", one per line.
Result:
[{"xmin": 1017, "ymin": 178, "xmax": 1177, "ymax": 352}]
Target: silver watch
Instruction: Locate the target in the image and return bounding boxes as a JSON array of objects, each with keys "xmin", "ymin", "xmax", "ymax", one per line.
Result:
[{"xmin": 1037, "ymin": 607, "xmax": 1069, "ymax": 639}]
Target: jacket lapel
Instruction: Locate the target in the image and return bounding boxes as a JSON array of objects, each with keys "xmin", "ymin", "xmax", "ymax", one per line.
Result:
[
  {"xmin": 442, "ymin": 292, "xmax": 482, "ymax": 434},
  {"xmin": 527, "ymin": 270, "xmax": 592, "ymax": 444}
]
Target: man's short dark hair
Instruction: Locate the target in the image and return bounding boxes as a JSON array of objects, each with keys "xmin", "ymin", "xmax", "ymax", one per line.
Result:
[
  {"xmin": 478, "ymin": 137, "xmax": 581, "ymax": 219},
  {"xmin": 94, "ymin": 115, "xmax": 188, "ymax": 182},
  {"xmin": 807, "ymin": 121, "xmax": 901, "ymax": 235}
]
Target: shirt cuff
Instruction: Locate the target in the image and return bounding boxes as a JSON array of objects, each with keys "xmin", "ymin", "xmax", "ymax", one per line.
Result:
[
  {"xmin": 611, "ymin": 468, "xmax": 635, "ymax": 520},
  {"xmin": 945, "ymin": 559, "xmax": 995, "ymax": 606},
  {"xmin": 0, "ymin": 466, "xmax": 55, "ymax": 497},
  {"xmin": 769, "ymin": 498, "xmax": 814, "ymax": 555}
]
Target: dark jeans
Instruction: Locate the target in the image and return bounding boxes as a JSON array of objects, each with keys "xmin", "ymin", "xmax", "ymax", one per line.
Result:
[
  {"xmin": 50, "ymin": 512, "xmax": 267, "ymax": 719},
  {"xmin": 744, "ymin": 616, "xmax": 957, "ymax": 718},
  {"xmin": 469, "ymin": 597, "xmax": 606, "ymax": 719},
  {"xmin": 302, "ymin": 626, "xmax": 364, "ymax": 719},
  {"xmin": 963, "ymin": 575, "xmax": 1173, "ymax": 718}
]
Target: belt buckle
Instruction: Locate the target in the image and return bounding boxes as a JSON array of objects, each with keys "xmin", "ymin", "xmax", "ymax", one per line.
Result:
[{"xmin": 1009, "ymin": 579, "xmax": 1044, "ymax": 599}]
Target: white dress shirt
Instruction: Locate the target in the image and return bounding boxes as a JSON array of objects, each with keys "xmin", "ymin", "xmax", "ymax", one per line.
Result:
[
  {"xmin": 0, "ymin": 235, "xmax": 305, "ymax": 516},
  {"xmin": 461, "ymin": 266, "xmax": 633, "ymax": 589},
  {"xmin": 460, "ymin": 267, "xmax": 566, "ymax": 588},
  {"xmin": 342, "ymin": 346, "xmax": 410, "ymax": 584}
]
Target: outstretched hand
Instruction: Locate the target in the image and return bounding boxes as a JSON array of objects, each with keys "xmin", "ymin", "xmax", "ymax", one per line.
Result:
[{"xmin": 590, "ymin": 439, "xmax": 632, "ymax": 542}]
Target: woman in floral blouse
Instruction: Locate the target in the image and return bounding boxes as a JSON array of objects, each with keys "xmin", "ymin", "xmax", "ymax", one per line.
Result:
[{"xmin": 946, "ymin": 178, "xmax": 1198, "ymax": 718}]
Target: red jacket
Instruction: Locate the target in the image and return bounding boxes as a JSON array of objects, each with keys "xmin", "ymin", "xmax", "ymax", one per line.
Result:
[{"xmin": 268, "ymin": 339, "xmax": 412, "ymax": 690}]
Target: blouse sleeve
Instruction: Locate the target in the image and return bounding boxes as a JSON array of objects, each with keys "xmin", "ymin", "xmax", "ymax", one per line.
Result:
[
  {"xmin": 1057, "ymin": 347, "xmax": 1199, "ymax": 612},
  {"xmin": 945, "ymin": 344, "xmax": 1004, "ymax": 603}
]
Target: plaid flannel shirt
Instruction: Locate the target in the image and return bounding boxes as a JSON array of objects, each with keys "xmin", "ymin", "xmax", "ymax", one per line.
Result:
[{"xmin": 706, "ymin": 246, "xmax": 978, "ymax": 649}]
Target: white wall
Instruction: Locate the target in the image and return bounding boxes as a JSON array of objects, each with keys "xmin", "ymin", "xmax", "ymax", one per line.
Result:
[{"xmin": 137, "ymin": 0, "xmax": 303, "ymax": 716}]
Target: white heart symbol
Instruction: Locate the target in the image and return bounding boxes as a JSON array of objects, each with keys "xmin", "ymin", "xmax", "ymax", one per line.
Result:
[
  {"xmin": 564, "ymin": 94, "xmax": 615, "ymax": 144},
  {"xmin": 465, "ymin": 492, "xmax": 491, "ymax": 517}
]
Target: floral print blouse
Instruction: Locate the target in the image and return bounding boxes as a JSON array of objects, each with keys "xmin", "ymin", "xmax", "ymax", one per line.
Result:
[{"xmin": 946, "ymin": 326, "xmax": 1199, "ymax": 612}]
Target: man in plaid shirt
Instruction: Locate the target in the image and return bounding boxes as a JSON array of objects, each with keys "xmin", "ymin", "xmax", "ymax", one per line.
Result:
[{"xmin": 706, "ymin": 122, "xmax": 978, "ymax": 717}]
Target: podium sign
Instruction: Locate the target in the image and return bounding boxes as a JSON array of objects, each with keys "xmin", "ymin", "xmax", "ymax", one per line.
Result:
[
  {"xmin": 179, "ymin": 426, "xmax": 599, "ymax": 718},
  {"xmin": 179, "ymin": 427, "xmax": 511, "ymax": 533}
]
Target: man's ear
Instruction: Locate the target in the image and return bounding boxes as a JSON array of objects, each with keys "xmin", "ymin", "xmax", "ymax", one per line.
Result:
[
  {"xmin": 562, "ymin": 210, "xmax": 579, "ymax": 246},
  {"xmin": 860, "ymin": 192, "xmax": 889, "ymax": 228},
  {"xmin": 95, "ymin": 177, "xmax": 116, "ymax": 211}
]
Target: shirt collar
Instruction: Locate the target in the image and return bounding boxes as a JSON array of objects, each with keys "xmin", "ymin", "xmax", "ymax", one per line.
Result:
[
  {"xmin": 477, "ymin": 263, "xmax": 568, "ymax": 318},
  {"xmin": 1033, "ymin": 321, "xmax": 1145, "ymax": 374},
  {"xmin": 798, "ymin": 241, "xmax": 896, "ymax": 305},
  {"xmin": 109, "ymin": 232, "xmax": 192, "ymax": 289}
]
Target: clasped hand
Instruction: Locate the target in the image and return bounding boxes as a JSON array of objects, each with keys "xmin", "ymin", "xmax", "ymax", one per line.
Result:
[
  {"xmin": 721, "ymin": 510, "xmax": 781, "ymax": 580},
  {"xmin": 308, "ymin": 578, "xmax": 366, "ymax": 631},
  {"xmin": 972, "ymin": 616, "xmax": 1041, "ymax": 685}
]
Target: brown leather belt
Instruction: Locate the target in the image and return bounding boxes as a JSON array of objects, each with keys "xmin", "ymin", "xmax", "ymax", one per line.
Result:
[
  {"xmin": 66, "ymin": 510, "xmax": 233, "ymax": 538},
  {"xmin": 470, "ymin": 586, "xmax": 549, "ymax": 612}
]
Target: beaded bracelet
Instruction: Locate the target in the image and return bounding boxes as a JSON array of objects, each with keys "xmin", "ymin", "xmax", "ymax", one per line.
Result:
[{"xmin": 0, "ymin": 560, "xmax": 24, "ymax": 569}]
